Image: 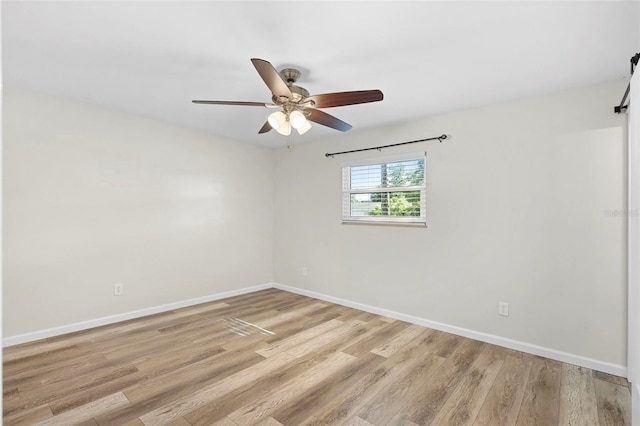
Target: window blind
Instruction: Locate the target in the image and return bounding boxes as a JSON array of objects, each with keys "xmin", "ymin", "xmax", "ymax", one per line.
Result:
[{"xmin": 342, "ymin": 153, "xmax": 426, "ymax": 225}]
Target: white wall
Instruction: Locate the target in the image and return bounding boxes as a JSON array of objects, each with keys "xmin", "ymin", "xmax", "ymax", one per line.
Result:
[
  {"xmin": 4, "ymin": 79, "xmax": 629, "ymax": 370},
  {"xmin": 274, "ymin": 79, "xmax": 628, "ymax": 368},
  {"xmin": 3, "ymin": 87, "xmax": 274, "ymax": 337}
]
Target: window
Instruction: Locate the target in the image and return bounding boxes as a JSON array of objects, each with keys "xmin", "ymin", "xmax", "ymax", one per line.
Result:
[{"xmin": 342, "ymin": 152, "xmax": 426, "ymax": 226}]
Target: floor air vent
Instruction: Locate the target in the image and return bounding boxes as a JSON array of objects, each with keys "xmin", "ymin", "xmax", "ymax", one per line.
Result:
[{"xmin": 222, "ymin": 317, "xmax": 275, "ymax": 336}]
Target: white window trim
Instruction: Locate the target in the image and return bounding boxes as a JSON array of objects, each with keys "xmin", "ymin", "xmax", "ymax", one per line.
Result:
[{"xmin": 341, "ymin": 152, "xmax": 427, "ymax": 227}]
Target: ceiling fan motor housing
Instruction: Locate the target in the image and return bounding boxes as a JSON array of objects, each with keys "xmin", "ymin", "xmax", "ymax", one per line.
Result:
[
  {"xmin": 272, "ymin": 68, "xmax": 309, "ymax": 104},
  {"xmin": 272, "ymin": 85, "xmax": 309, "ymax": 104}
]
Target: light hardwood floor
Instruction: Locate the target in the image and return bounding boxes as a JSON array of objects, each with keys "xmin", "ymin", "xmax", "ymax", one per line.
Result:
[{"xmin": 3, "ymin": 288, "xmax": 632, "ymax": 425}]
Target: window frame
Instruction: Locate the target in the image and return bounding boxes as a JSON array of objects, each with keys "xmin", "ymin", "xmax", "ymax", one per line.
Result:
[{"xmin": 341, "ymin": 152, "xmax": 427, "ymax": 227}]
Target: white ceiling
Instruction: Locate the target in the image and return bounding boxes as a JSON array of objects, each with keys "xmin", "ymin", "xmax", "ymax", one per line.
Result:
[{"xmin": 3, "ymin": 1, "xmax": 639, "ymax": 148}]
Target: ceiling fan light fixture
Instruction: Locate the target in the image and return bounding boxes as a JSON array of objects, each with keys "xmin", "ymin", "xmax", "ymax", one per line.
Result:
[
  {"xmin": 297, "ymin": 121, "xmax": 312, "ymax": 135},
  {"xmin": 267, "ymin": 111, "xmax": 286, "ymax": 130},
  {"xmin": 289, "ymin": 110, "xmax": 307, "ymax": 129},
  {"xmin": 275, "ymin": 120, "xmax": 292, "ymax": 136}
]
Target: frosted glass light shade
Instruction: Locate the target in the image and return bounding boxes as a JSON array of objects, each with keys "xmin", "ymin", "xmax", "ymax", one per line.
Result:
[
  {"xmin": 296, "ymin": 120, "xmax": 312, "ymax": 135},
  {"xmin": 289, "ymin": 110, "xmax": 307, "ymax": 129},
  {"xmin": 267, "ymin": 111, "xmax": 286, "ymax": 130},
  {"xmin": 276, "ymin": 121, "xmax": 291, "ymax": 136}
]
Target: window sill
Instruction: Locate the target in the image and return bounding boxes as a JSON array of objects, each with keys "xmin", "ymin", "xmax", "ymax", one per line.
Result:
[{"xmin": 341, "ymin": 220, "xmax": 427, "ymax": 228}]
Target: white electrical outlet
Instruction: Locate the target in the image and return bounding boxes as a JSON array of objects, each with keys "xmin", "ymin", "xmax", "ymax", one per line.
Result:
[
  {"xmin": 114, "ymin": 283, "xmax": 124, "ymax": 296},
  {"xmin": 498, "ymin": 301, "xmax": 509, "ymax": 317},
  {"xmin": 302, "ymin": 267, "xmax": 308, "ymax": 276}
]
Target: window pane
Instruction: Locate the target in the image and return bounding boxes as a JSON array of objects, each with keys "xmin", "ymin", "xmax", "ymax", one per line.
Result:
[
  {"xmin": 350, "ymin": 159, "xmax": 424, "ymax": 190},
  {"xmin": 350, "ymin": 164, "xmax": 382, "ymax": 190},
  {"xmin": 386, "ymin": 160, "xmax": 424, "ymax": 187},
  {"xmin": 350, "ymin": 191, "xmax": 422, "ymax": 217}
]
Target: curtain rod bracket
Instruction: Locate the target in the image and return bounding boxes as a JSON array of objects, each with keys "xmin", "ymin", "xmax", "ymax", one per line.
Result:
[{"xmin": 614, "ymin": 52, "xmax": 639, "ymax": 114}]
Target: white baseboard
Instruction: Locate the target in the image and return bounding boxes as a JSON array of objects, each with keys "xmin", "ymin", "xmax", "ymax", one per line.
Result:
[
  {"xmin": 272, "ymin": 283, "xmax": 628, "ymax": 378},
  {"xmin": 2, "ymin": 283, "xmax": 272, "ymax": 347}
]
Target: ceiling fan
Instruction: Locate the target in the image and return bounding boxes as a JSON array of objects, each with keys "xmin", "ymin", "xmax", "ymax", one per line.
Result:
[{"xmin": 192, "ymin": 58, "xmax": 384, "ymax": 136}]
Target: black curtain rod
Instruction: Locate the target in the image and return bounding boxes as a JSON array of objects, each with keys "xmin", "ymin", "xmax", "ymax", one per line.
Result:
[
  {"xmin": 614, "ymin": 52, "xmax": 640, "ymax": 114},
  {"xmin": 325, "ymin": 134, "xmax": 447, "ymax": 158}
]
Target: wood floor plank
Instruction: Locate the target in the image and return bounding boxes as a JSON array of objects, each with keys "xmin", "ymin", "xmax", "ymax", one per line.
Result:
[
  {"xmin": 390, "ymin": 338, "xmax": 486, "ymax": 425},
  {"xmin": 217, "ymin": 289, "xmax": 281, "ymax": 306},
  {"xmin": 227, "ymin": 351, "xmax": 357, "ymax": 425},
  {"xmin": 346, "ymin": 417, "xmax": 376, "ymax": 426},
  {"xmin": 171, "ymin": 301, "xmax": 231, "ymax": 317},
  {"xmin": 48, "ymin": 366, "xmax": 146, "ymax": 415},
  {"xmin": 33, "ymin": 392, "xmax": 129, "ymax": 425},
  {"xmin": 138, "ymin": 352, "xmax": 297, "ymax": 425},
  {"xmin": 14, "ymin": 351, "xmax": 131, "ymax": 394},
  {"xmin": 167, "ymin": 418, "xmax": 193, "ymax": 426},
  {"xmin": 342, "ymin": 320, "xmax": 412, "ymax": 357},
  {"xmin": 53, "ymin": 306, "xmax": 220, "ymax": 354},
  {"xmin": 101, "ymin": 333, "xmax": 193, "ymax": 362},
  {"xmin": 271, "ymin": 297, "xmax": 321, "ymax": 313},
  {"xmin": 123, "ymin": 344, "xmax": 263, "ymax": 402},
  {"xmin": 370, "ymin": 323, "xmax": 424, "ymax": 358},
  {"xmin": 337, "ymin": 310, "xmax": 380, "ymax": 323},
  {"xmin": 3, "ymin": 403, "xmax": 53, "ymax": 426},
  {"xmin": 355, "ymin": 352, "xmax": 444, "ymax": 424},
  {"xmin": 558, "ymin": 363, "xmax": 600, "ymax": 426},
  {"xmin": 182, "ymin": 350, "xmax": 330, "ymax": 426},
  {"xmin": 255, "ymin": 318, "xmax": 344, "ymax": 358},
  {"xmin": 262, "ymin": 313, "xmax": 340, "ymax": 345},
  {"xmin": 285, "ymin": 320, "xmax": 367, "ymax": 358},
  {"xmin": 211, "ymin": 417, "xmax": 240, "ymax": 426},
  {"xmin": 255, "ymin": 417, "xmax": 284, "ymax": 426},
  {"xmin": 473, "ymin": 354, "xmax": 534, "ymax": 426},
  {"xmin": 255, "ymin": 302, "xmax": 328, "ymax": 329},
  {"xmin": 106, "ymin": 351, "xmax": 265, "ymax": 424},
  {"xmin": 5, "ymin": 361, "xmax": 142, "ymax": 417},
  {"xmin": 3, "ymin": 289, "xmax": 631, "ymax": 426},
  {"xmin": 271, "ymin": 352, "xmax": 385, "ymax": 425},
  {"xmin": 118, "ymin": 419, "xmax": 145, "ymax": 426},
  {"xmin": 306, "ymin": 320, "xmax": 379, "ymax": 358},
  {"xmin": 3, "ymin": 322, "xmax": 159, "ymax": 364},
  {"xmin": 419, "ymin": 328, "xmax": 464, "ymax": 359},
  {"xmin": 594, "ymin": 377, "xmax": 632, "ymax": 426},
  {"xmin": 4, "ymin": 352, "xmax": 109, "ymax": 391},
  {"xmin": 4, "ymin": 344, "xmax": 88, "ymax": 376},
  {"xmin": 515, "ymin": 356, "xmax": 562, "ymax": 426},
  {"xmin": 133, "ymin": 341, "xmax": 226, "ymax": 375},
  {"xmin": 302, "ymin": 327, "xmax": 456, "ymax": 425},
  {"xmin": 593, "ymin": 370, "xmax": 631, "ymax": 388},
  {"xmin": 429, "ymin": 343, "xmax": 507, "ymax": 426},
  {"xmin": 303, "ymin": 305, "xmax": 350, "ymax": 323}
]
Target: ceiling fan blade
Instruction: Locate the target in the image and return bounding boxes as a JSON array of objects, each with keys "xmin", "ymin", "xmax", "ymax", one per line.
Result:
[
  {"xmin": 303, "ymin": 90, "xmax": 383, "ymax": 108},
  {"xmin": 305, "ymin": 109, "xmax": 352, "ymax": 132},
  {"xmin": 192, "ymin": 100, "xmax": 276, "ymax": 107},
  {"xmin": 258, "ymin": 121, "xmax": 272, "ymax": 134},
  {"xmin": 251, "ymin": 58, "xmax": 293, "ymax": 100}
]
